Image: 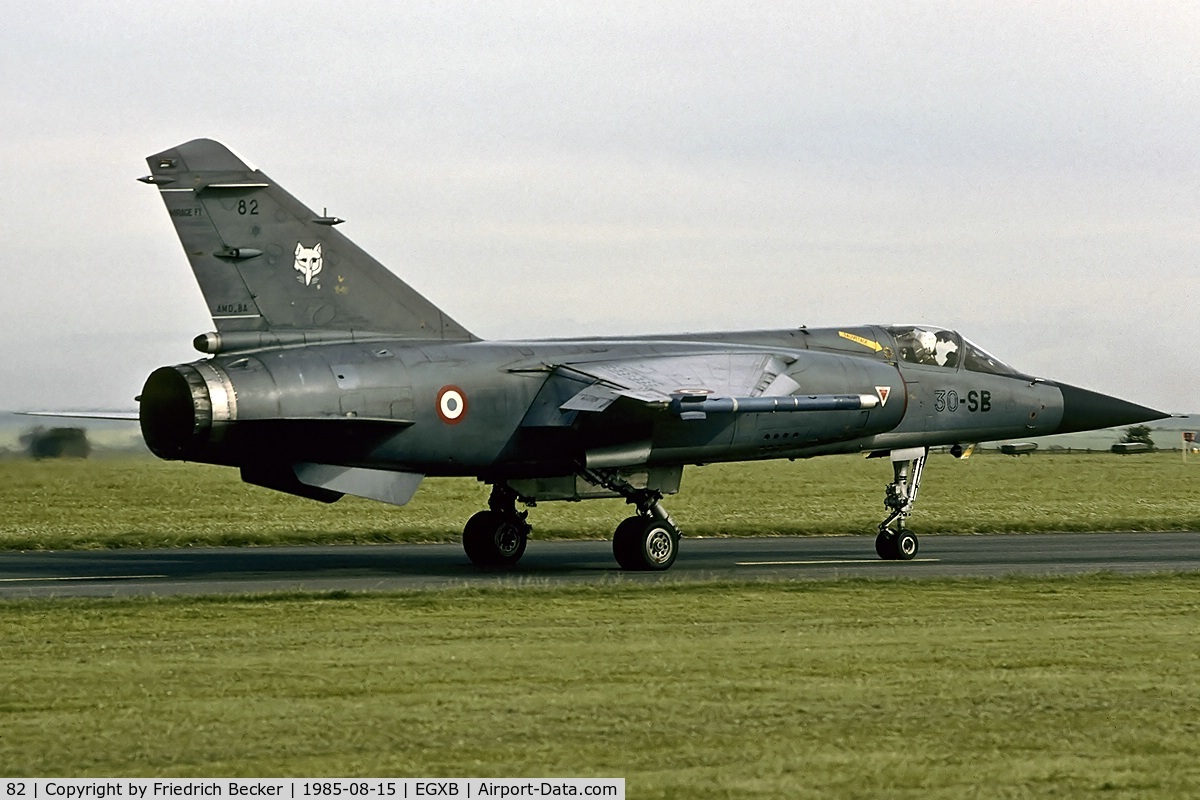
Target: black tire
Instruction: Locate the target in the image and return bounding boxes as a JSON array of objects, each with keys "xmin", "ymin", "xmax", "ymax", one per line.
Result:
[
  {"xmin": 612, "ymin": 516, "xmax": 646, "ymax": 570},
  {"xmin": 895, "ymin": 529, "xmax": 919, "ymax": 560},
  {"xmin": 613, "ymin": 516, "xmax": 679, "ymax": 571},
  {"xmin": 875, "ymin": 529, "xmax": 898, "ymax": 560},
  {"xmin": 463, "ymin": 510, "xmax": 529, "ymax": 567}
]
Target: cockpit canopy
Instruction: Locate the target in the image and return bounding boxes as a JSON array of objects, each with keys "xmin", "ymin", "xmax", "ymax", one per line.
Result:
[{"xmin": 887, "ymin": 326, "xmax": 1019, "ymax": 376}]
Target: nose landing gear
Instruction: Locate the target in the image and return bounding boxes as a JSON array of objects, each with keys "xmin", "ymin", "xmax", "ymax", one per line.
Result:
[{"xmin": 876, "ymin": 448, "xmax": 927, "ymax": 561}]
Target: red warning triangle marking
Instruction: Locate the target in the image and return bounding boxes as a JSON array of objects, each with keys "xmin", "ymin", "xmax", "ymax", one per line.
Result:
[{"xmin": 875, "ymin": 386, "xmax": 891, "ymax": 406}]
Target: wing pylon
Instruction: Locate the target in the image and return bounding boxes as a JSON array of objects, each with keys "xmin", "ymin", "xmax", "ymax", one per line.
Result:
[{"xmin": 552, "ymin": 352, "xmax": 878, "ymax": 420}]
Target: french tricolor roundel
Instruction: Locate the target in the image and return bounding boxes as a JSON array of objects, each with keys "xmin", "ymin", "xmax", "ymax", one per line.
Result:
[{"xmin": 436, "ymin": 386, "xmax": 467, "ymax": 424}]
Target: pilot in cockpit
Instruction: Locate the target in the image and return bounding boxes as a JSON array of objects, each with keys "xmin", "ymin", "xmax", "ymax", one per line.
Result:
[
  {"xmin": 934, "ymin": 331, "xmax": 959, "ymax": 367},
  {"xmin": 911, "ymin": 329, "xmax": 938, "ymax": 365},
  {"xmin": 896, "ymin": 327, "xmax": 959, "ymax": 368}
]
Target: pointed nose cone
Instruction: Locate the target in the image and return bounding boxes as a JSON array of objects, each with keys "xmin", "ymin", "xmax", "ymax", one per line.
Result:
[{"xmin": 1054, "ymin": 383, "xmax": 1170, "ymax": 434}]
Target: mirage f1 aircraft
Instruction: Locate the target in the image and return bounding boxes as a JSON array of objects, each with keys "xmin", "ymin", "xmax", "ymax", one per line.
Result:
[{"xmin": 136, "ymin": 139, "xmax": 1167, "ymax": 570}]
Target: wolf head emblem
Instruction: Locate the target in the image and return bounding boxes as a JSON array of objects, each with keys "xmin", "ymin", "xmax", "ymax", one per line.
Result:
[{"xmin": 294, "ymin": 242, "xmax": 323, "ymax": 286}]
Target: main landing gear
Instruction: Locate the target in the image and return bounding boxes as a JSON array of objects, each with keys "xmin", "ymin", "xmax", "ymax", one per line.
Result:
[
  {"xmin": 875, "ymin": 448, "xmax": 927, "ymax": 561},
  {"xmin": 463, "ymin": 483, "xmax": 531, "ymax": 567},
  {"xmin": 582, "ymin": 470, "xmax": 681, "ymax": 572},
  {"xmin": 463, "ymin": 475, "xmax": 682, "ymax": 571}
]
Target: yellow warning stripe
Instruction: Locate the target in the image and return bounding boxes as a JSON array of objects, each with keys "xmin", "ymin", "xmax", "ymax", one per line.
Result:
[{"xmin": 838, "ymin": 331, "xmax": 883, "ymax": 352}]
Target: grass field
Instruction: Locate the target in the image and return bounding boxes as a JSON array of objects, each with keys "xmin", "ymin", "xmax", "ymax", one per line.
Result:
[
  {"xmin": 4, "ymin": 455, "xmax": 1200, "ymax": 794},
  {"xmin": 2, "ymin": 452, "xmax": 1198, "ymax": 550},
  {"xmin": 1, "ymin": 575, "xmax": 1198, "ymax": 797}
]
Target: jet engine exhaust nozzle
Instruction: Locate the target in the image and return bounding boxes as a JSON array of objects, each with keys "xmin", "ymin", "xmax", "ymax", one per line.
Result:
[{"xmin": 139, "ymin": 363, "xmax": 235, "ymax": 460}]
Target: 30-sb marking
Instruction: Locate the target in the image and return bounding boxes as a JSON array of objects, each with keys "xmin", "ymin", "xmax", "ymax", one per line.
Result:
[{"xmin": 935, "ymin": 389, "xmax": 991, "ymax": 413}]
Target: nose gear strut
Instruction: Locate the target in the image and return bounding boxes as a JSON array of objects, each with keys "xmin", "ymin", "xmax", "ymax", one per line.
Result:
[{"xmin": 876, "ymin": 447, "xmax": 927, "ymax": 560}]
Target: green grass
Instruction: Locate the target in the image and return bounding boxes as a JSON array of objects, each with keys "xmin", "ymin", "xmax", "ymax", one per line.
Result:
[
  {"xmin": 2, "ymin": 453, "xmax": 1199, "ymax": 550},
  {"xmin": 1, "ymin": 575, "xmax": 1199, "ymax": 797},
  {"xmin": 5, "ymin": 456, "xmax": 1199, "ymax": 793}
]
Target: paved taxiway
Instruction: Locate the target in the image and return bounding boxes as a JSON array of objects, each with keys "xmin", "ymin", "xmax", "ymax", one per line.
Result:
[{"xmin": 1, "ymin": 531, "xmax": 1197, "ymax": 599}]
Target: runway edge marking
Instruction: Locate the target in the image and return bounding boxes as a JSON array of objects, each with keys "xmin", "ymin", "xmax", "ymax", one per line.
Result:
[{"xmin": 0, "ymin": 574, "xmax": 170, "ymax": 583}]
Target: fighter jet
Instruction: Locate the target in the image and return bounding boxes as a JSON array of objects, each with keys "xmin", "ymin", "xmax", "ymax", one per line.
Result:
[{"xmin": 135, "ymin": 139, "xmax": 1168, "ymax": 570}]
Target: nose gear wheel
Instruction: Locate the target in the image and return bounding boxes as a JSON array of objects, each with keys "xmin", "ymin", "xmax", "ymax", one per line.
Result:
[{"xmin": 875, "ymin": 526, "xmax": 919, "ymax": 561}]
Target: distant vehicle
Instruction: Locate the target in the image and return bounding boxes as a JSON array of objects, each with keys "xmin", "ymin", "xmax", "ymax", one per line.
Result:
[
  {"xmin": 999, "ymin": 443, "xmax": 1038, "ymax": 457},
  {"xmin": 21, "ymin": 427, "xmax": 91, "ymax": 459},
  {"xmin": 131, "ymin": 139, "xmax": 1168, "ymax": 569},
  {"xmin": 1112, "ymin": 442, "xmax": 1153, "ymax": 454}
]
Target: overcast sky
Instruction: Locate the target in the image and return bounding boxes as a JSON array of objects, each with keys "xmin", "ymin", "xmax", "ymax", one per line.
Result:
[{"xmin": 2, "ymin": 2, "xmax": 1197, "ymax": 413}]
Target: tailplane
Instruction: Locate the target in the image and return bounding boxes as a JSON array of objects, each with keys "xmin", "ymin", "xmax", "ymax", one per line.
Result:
[{"xmin": 142, "ymin": 138, "xmax": 475, "ymax": 342}]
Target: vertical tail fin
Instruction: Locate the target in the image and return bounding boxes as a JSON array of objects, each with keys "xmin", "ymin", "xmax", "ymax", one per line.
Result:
[{"xmin": 142, "ymin": 138, "xmax": 476, "ymax": 341}]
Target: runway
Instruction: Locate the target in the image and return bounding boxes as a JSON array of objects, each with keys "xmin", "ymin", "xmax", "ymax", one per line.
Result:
[{"xmin": 1, "ymin": 531, "xmax": 1197, "ymax": 599}]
